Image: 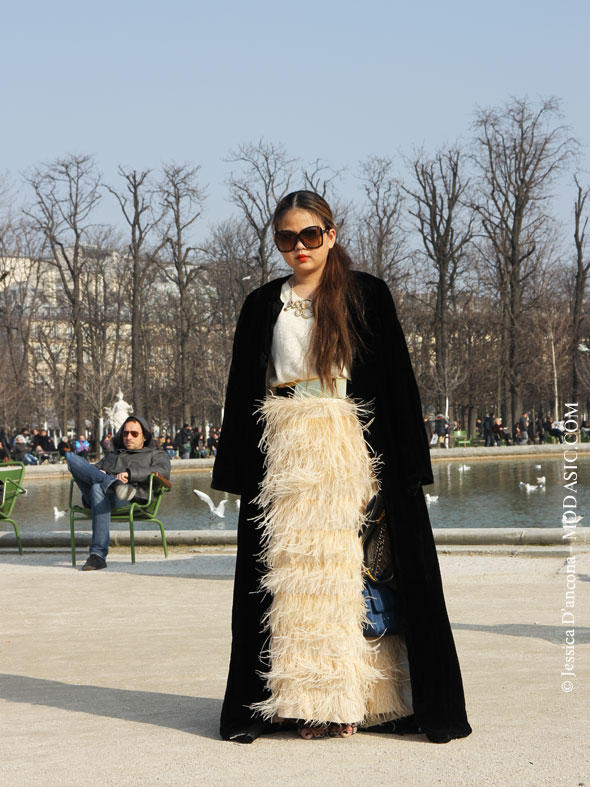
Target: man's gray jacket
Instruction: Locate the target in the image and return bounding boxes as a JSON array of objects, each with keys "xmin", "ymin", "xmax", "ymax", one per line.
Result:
[{"xmin": 96, "ymin": 415, "xmax": 170, "ymax": 501}]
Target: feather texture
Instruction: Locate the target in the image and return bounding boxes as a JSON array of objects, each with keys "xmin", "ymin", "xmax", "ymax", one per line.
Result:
[{"xmin": 249, "ymin": 392, "xmax": 410, "ymax": 725}]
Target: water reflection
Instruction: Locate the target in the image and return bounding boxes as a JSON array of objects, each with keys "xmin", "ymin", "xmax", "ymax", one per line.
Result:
[
  {"xmin": 4, "ymin": 472, "xmax": 238, "ymax": 534},
  {"xmin": 429, "ymin": 456, "xmax": 589, "ymax": 529},
  {"xmin": 2, "ymin": 456, "xmax": 588, "ymax": 534}
]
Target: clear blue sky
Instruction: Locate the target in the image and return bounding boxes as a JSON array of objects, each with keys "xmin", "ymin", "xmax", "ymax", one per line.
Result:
[{"xmin": 3, "ymin": 0, "xmax": 589, "ymax": 235}]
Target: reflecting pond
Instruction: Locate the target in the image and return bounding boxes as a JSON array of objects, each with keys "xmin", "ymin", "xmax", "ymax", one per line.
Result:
[{"xmin": 3, "ymin": 456, "xmax": 588, "ymax": 535}]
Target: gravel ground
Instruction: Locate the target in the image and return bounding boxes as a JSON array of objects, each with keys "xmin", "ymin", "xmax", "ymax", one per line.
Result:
[{"xmin": 1, "ymin": 550, "xmax": 588, "ymax": 787}]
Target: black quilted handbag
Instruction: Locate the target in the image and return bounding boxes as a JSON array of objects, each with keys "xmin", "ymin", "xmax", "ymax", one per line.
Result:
[{"xmin": 361, "ymin": 492, "xmax": 402, "ymax": 637}]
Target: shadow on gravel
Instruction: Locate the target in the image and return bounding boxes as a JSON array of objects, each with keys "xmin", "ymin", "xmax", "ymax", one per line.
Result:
[
  {"xmin": 453, "ymin": 622, "xmax": 590, "ymax": 644},
  {"xmin": 0, "ymin": 674, "xmax": 222, "ymax": 739},
  {"xmin": 0, "ymin": 553, "xmax": 236, "ymax": 579}
]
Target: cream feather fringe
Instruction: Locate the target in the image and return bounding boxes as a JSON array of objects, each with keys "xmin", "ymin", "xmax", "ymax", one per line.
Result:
[
  {"xmin": 248, "ymin": 392, "xmax": 410, "ymax": 725},
  {"xmin": 363, "ymin": 635, "xmax": 412, "ymax": 726}
]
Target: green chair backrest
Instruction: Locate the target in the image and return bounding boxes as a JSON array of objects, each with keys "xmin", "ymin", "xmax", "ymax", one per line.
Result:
[{"xmin": 0, "ymin": 463, "xmax": 26, "ymax": 519}]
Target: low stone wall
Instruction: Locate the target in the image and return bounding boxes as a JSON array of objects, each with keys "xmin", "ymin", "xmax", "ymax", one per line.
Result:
[
  {"xmin": 1, "ymin": 526, "xmax": 588, "ymax": 550},
  {"xmin": 429, "ymin": 443, "xmax": 590, "ymax": 460},
  {"xmin": 20, "ymin": 457, "xmax": 215, "ymax": 480}
]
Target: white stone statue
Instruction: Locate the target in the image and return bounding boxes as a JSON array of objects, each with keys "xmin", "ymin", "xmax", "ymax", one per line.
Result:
[{"xmin": 105, "ymin": 390, "xmax": 133, "ymax": 434}]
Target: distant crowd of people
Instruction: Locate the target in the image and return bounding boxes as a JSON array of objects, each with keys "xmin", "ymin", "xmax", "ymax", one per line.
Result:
[
  {"xmin": 166, "ymin": 424, "xmax": 220, "ymax": 459},
  {"xmin": 479, "ymin": 412, "xmax": 589, "ymax": 446},
  {"xmin": 423, "ymin": 412, "xmax": 590, "ymax": 447},
  {"xmin": 0, "ymin": 424, "xmax": 221, "ymax": 464},
  {"xmin": 2, "ymin": 412, "xmax": 587, "ymax": 465}
]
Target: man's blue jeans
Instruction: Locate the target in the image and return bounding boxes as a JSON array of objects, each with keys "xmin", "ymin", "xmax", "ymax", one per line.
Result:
[{"xmin": 66, "ymin": 453, "xmax": 130, "ymax": 559}]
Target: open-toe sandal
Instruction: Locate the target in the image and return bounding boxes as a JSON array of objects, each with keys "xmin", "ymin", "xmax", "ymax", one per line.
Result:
[
  {"xmin": 327, "ymin": 723, "xmax": 358, "ymax": 738},
  {"xmin": 297, "ymin": 722, "xmax": 327, "ymax": 740}
]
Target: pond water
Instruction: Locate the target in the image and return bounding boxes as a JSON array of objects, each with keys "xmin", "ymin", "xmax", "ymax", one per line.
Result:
[
  {"xmin": 3, "ymin": 456, "xmax": 588, "ymax": 535},
  {"xmin": 428, "ymin": 456, "xmax": 589, "ymax": 529}
]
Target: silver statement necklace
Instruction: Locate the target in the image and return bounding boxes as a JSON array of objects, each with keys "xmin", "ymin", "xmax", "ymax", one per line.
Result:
[{"xmin": 284, "ymin": 278, "xmax": 314, "ymax": 318}]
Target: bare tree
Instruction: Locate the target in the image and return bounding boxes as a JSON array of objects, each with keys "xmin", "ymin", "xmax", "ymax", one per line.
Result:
[
  {"xmin": 25, "ymin": 154, "xmax": 101, "ymax": 433},
  {"xmin": 0, "ymin": 218, "xmax": 45, "ymax": 428},
  {"xmin": 528, "ymin": 284, "xmax": 572, "ymax": 419},
  {"xmin": 404, "ymin": 147, "xmax": 475, "ymax": 415},
  {"xmin": 301, "ymin": 159, "xmax": 353, "ymax": 241},
  {"xmin": 199, "ymin": 218, "xmax": 259, "ymax": 417},
  {"xmin": 571, "ymin": 175, "xmax": 590, "ymax": 402},
  {"xmin": 156, "ymin": 163, "xmax": 206, "ymax": 424},
  {"xmin": 356, "ymin": 155, "xmax": 407, "ymax": 289},
  {"xmin": 472, "ymin": 97, "xmax": 577, "ymax": 427},
  {"xmin": 80, "ymin": 228, "xmax": 128, "ymax": 439},
  {"xmin": 106, "ymin": 167, "xmax": 162, "ymax": 417},
  {"xmin": 226, "ymin": 139, "xmax": 295, "ymax": 285}
]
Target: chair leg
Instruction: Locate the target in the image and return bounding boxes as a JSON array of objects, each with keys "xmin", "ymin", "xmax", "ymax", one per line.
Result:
[
  {"xmin": 70, "ymin": 511, "xmax": 77, "ymax": 566},
  {"xmin": 6, "ymin": 518, "xmax": 23, "ymax": 555},
  {"xmin": 129, "ymin": 511, "xmax": 136, "ymax": 564},
  {"xmin": 154, "ymin": 519, "xmax": 168, "ymax": 558},
  {"xmin": 15, "ymin": 521, "xmax": 22, "ymax": 556}
]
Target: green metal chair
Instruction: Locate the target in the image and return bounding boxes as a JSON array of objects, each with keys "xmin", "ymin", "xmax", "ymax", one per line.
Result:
[
  {"xmin": 69, "ymin": 472, "xmax": 172, "ymax": 565},
  {"xmin": 0, "ymin": 462, "xmax": 26, "ymax": 555},
  {"xmin": 453, "ymin": 430, "xmax": 472, "ymax": 447}
]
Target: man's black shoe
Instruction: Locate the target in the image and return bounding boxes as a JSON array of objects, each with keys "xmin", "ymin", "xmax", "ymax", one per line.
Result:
[{"xmin": 81, "ymin": 554, "xmax": 107, "ymax": 571}]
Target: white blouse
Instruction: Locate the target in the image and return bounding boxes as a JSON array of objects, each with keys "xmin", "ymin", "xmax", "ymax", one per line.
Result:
[{"xmin": 268, "ymin": 279, "xmax": 349, "ymax": 387}]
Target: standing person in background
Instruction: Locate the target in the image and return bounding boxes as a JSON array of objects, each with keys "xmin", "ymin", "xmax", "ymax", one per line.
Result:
[
  {"xmin": 212, "ymin": 190, "xmax": 471, "ymax": 745},
  {"xmin": 483, "ymin": 412, "xmax": 495, "ymax": 446},
  {"xmin": 434, "ymin": 413, "xmax": 448, "ymax": 448},
  {"xmin": 518, "ymin": 412, "xmax": 531, "ymax": 445}
]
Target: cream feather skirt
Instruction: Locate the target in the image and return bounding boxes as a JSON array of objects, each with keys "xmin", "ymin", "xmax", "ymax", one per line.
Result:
[{"xmin": 249, "ymin": 391, "xmax": 412, "ymax": 726}]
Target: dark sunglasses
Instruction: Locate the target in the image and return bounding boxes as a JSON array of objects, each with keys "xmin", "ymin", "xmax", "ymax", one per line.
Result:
[
  {"xmin": 122, "ymin": 429, "xmax": 140, "ymax": 438},
  {"xmin": 274, "ymin": 225, "xmax": 329, "ymax": 253}
]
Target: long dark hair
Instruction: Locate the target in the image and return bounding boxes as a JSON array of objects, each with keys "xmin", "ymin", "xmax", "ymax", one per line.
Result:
[{"xmin": 273, "ymin": 190, "xmax": 365, "ymax": 390}]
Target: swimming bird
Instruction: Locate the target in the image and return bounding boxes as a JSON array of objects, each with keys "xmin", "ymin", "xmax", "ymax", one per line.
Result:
[
  {"xmin": 533, "ymin": 464, "xmax": 542, "ymax": 470},
  {"xmin": 518, "ymin": 482, "xmax": 539, "ymax": 492},
  {"xmin": 536, "ymin": 476, "xmax": 546, "ymax": 485},
  {"xmin": 193, "ymin": 489, "xmax": 228, "ymax": 518},
  {"xmin": 457, "ymin": 464, "xmax": 471, "ymax": 471},
  {"xmin": 425, "ymin": 493, "xmax": 439, "ymax": 503},
  {"xmin": 53, "ymin": 506, "xmax": 66, "ymax": 519}
]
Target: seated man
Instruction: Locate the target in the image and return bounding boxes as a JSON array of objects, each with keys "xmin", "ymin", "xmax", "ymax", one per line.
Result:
[
  {"xmin": 13, "ymin": 435, "xmax": 38, "ymax": 465},
  {"xmin": 66, "ymin": 415, "xmax": 171, "ymax": 571}
]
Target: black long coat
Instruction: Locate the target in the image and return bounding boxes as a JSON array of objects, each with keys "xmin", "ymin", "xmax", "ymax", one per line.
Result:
[{"xmin": 212, "ymin": 271, "xmax": 472, "ymax": 744}]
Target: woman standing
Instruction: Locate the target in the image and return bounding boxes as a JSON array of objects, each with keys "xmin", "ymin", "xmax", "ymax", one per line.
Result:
[{"xmin": 212, "ymin": 191, "xmax": 471, "ymax": 744}]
